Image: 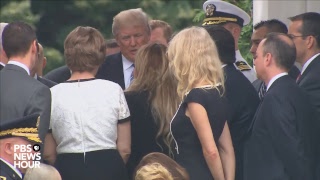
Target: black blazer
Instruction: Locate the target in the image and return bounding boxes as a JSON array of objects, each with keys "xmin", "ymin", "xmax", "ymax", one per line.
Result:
[
  {"xmin": 44, "ymin": 65, "xmax": 71, "ymax": 84},
  {"xmin": 297, "ymin": 54, "xmax": 320, "ymax": 179},
  {"xmin": 223, "ymin": 64, "xmax": 260, "ymax": 180},
  {"xmin": 0, "ymin": 64, "xmax": 4, "ymax": 71},
  {"xmin": 244, "ymin": 75, "xmax": 316, "ymax": 180},
  {"xmin": 37, "ymin": 76, "xmax": 57, "ymax": 88},
  {"xmin": 252, "ymin": 65, "xmax": 300, "ymax": 99},
  {"xmin": 96, "ymin": 53, "xmax": 125, "ymax": 89},
  {"xmin": 0, "ymin": 159, "xmax": 22, "ymax": 180}
]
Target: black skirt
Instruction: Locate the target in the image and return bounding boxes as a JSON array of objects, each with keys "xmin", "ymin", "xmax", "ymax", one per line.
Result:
[{"xmin": 55, "ymin": 149, "xmax": 129, "ymax": 180}]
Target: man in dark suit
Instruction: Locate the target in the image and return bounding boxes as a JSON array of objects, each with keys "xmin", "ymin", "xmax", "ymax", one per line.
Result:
[
  {"xmin": 96, "ymin": 8, "xmax": 150, "ymax": 89},
  {"xmin": 205, "ymin": 26, "xmax": 259, "ymax": 180},
  {"xmin": 0, "ymin": 22, "xmax": 51, "ymax": 143},
  {"xmin": 244, "ymin": 33, "xmax": 316, "ymax": 180},
  {"xmin": 250, "ymin": 19, "xmax": 300, "ymax": 99},
  {"xmin": 288, "ymin": 12, "xmax": 320, "ymax": 179},
  {"xmin": 0, "ymin": 114, "xmax": 42, "ymax": 180},
  {"xmin": 30, "ymin": 43, "xmax": 56, "ymax": 88},
  {"xmin": 0, "ymin": 22, "xmax": 8, "ymax": 70}
]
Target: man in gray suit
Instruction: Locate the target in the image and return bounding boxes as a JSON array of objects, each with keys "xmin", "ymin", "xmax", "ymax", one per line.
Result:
[{"xmin": 0, "ymin": 21, "xmax": 51, "ymax": 143}]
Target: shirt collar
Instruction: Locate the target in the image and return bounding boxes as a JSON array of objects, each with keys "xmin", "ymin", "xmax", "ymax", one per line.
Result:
[
  {"xmin": 0, "ymin": 158, "xmax": 23, "ymax": 179},
  {"xmin": 266, "ymin": 72, "xmax": 288, "ymax": 91},
  {"xmin": 0, "ymin": 62, "xmax": 5, "ymax": 67},
  {"xmin": 122, "ymin": 55, "xmax": 134, "ymax": 70},
  {"xmin": 7, "ymin": 60, "xmax": 30, "ymax": 75},
  {"xmin": 301, "ymin": 53, "xmax": 320, "ymax": 74}
]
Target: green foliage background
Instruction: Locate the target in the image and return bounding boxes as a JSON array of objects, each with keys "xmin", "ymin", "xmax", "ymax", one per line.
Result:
[{"xmin": 0, "ymin": 0, "xmax": 253, "ymax": 74}]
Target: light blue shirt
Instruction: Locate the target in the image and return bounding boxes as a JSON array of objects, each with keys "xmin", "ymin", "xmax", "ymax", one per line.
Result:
[
  {"xmin": 7, "ymin": 60, "xmax": 30, "ymax": 75},
  {"xmin": 122, "ymin": 55, "xmax": 134, "ymax": 89}
]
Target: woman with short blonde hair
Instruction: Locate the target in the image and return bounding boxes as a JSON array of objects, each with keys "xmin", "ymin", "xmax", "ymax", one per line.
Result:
[{"xmin": 168, "ymin": 26, "xmax": 235, "ymax": 180}]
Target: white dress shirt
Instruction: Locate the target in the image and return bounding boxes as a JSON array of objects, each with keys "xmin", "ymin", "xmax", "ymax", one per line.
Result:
[
  {"xmin": 0, "ymin": 62, "xmax": 5, "ymax": 67},
  {"xmin": 7, "ymin": 60, "xmax": 30, "ymax": 75},
  {"xmin": 122, "ymin": 55, "xmax": 134, "ymax": 89}
]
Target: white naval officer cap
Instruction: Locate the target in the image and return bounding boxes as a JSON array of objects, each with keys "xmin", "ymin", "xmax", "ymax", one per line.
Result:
[{"xmin": 202, "ymin": 0, "xmax": 251, "ymax": 27}]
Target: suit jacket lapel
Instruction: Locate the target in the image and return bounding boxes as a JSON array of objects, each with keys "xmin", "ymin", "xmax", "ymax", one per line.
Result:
[
  {"xmin": 114, "ymin": 53, "xmax": 125, "ymax": 89},
  {"xmin": 298, "ymin": 55, "xmax": 320, "ymax": 84}
]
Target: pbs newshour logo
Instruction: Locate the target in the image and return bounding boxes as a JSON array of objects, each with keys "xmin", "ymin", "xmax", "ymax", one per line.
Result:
[{"xmin": 14, "ymin": 144, "xmax": 41, "ymax": 168}]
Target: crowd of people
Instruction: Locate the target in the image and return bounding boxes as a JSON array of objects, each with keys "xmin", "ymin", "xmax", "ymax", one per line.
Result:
[{"xmin": 0, "ymin": 0, "xmax": 319, "ymax": 180}]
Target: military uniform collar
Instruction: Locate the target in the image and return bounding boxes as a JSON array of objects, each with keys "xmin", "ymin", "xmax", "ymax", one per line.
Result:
[{"xmin": 0, "ymin": 158, "xmax": 22, "ymax": 180}]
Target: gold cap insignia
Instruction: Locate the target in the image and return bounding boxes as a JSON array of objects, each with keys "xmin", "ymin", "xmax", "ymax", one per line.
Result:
[{"xmin": 206, "ymin": 4, "xmax": 216, "ymax": 17}]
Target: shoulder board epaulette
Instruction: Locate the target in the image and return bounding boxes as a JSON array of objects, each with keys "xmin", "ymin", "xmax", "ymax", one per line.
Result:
[
  {"xmin": 0, "ymin": 176, "xmax": 6, "ymax": 180},
  {"xmin": 235, "ymin": 61, "xmax": 251, "ymax": 71}
]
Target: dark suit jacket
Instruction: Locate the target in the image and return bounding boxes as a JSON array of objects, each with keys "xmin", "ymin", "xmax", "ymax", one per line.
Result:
[
  {"xmin": 0, "ymin": 64, "xmax": 4, "ymax": 71},
  {"xmin": 244, "ymin": 75, "xmax": 316, "ymax": 180},
  {"xmin": 0, "ymin": 159, "xmax": 22, "ymax": 180},
  {"xmin": 37, "ymin": 76, "xmax": 57, "ymax": 88},
  {"xmin": 223, "ymin": 64, "xmax": 260, "ymax": 180},
  {"xmin": 96, "ymin": 53, "xmax": 125, "ymax": 89},
  {"xmin": 252, "ymin": 65, "xmax": 300, "ymax": 98},
  {"xmin": 297, "ymin": 54, "xmax": 320, "ymax": 179},
  {"xmin": 44, "ymin": 65, "xmax": 71, "ymax": 84},
  {"xmin": 0, "ymin": 64, "xmax": 51, "ymax": 143}
]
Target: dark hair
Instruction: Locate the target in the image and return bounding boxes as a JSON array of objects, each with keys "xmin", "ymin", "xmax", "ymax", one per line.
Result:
[
  {"xmin": 105, "ymin": 38, "xmax": 119, "ymax": 48},
  {"xmin": 149, "ymin": 20, "xmax": 173, "ymax": 43},
  {"xmin": 262, "ymin": 33, "xmax": 296, "ymax": 71},
  {"xmin": 135, "ymin": 152, "xmax": 189, "ymax": 180},
  {"xmin": 203, "ymin": 25, "xmax": 235, "ymax": 64},
  {"xmin": 2, "ymin": 21, "xmax": 37, "ymax": 59},
  {"xmin": 289, "ymin": 12, "xmax": 320, "ymax": 47},
  {"xmin": 254, "ymin": 19, "xmax": 288, "ymax": 34}
]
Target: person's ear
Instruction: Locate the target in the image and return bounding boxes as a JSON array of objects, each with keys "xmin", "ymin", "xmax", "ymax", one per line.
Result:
[
  {"xmin": 42, "ymin": 57, "xmax": 47, "ymax": 69},
  {"xmin": 4, "ymin": 141, "xmax": 15, "ymax": 155}
]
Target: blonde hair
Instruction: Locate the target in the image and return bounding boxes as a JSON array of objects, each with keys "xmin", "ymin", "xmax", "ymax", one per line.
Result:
[
  {"xmin": 135, "ymin": 152, "xmax": 189, "ymax": 180},
  {"xmin": 24, "ymin": 163, "xmax": 61, "ymax": 180},
  {"xmin": 64, "ymin": 26, "xmax": 106, "ymax": 72},
  {"xmin": 126, "ymin": 43, "xmax": 179, "ymax": 153},
  {"xmin": 112, "ymin": 8, "xmax": 151, "ymax": 36},
  {"xmin": 167, "ymin": 26, "xmax": 225, "ymax": 99},
  {"xmin": 135, "ymin": 163, "xmax": 174, "ymax": 180}
]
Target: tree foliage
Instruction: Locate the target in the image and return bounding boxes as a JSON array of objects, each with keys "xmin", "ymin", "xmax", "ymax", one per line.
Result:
[
  {"xmin": 193, "ymin": 0, "xmax": 253, "ymax": 65},
  {"xmin": 1, "ymin": 0, "xmax": 253, "ymax": 73}
]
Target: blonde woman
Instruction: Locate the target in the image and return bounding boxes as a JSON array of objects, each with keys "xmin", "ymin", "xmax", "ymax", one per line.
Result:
[
  {"xmin": 125, "ymin": 43, "xmax": 179, "ymax": 177},
  {"xmin": 168, "ymin": 27, "xmax": 235, "ymax": 180}
]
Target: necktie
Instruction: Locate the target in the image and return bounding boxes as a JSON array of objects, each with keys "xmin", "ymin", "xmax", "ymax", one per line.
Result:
[
  {"xmin": 130, "ymin": 64, "xmax": 135, "ymax": 83},
  {"xmin": 258, "ymin": 83, "xmax": 266, "ymax": 100},
  {"xmin": 296, "ymin": 73, "xmax": 301, "ymax": 83}
]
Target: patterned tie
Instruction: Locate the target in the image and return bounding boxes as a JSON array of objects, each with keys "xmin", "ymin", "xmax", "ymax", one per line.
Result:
[
  {"xmin": 258, "ymin": 83, "xmax": 266, "ymax": 100},
  {"xmin": 130, "ymin": 64, "xmax": 135, "ymax": 83},
  {"xmin": 296, "ymin": 73, "xmax": 301, "ymax": 83}
]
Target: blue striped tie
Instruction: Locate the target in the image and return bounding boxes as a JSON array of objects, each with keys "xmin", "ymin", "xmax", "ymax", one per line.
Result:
[{"xmin": 130, "ymin": 64, "xmax": 135, "ymax": 83}]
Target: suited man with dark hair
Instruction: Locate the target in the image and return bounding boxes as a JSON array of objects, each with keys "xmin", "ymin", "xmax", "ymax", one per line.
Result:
[
  {"xmin": 96, "ymin": 8, "xmax": 150, "ymax": 89},
  {"xmin": 250, "ymin": 19, "xmax": 300, "ymax": 100},
  {"xmin": 204, "ymin": 25, "xmax": 259, "ymax": 180},
  {"xmin": 288, "ymin": 12, "xmax": 320, "ymax": 179},
  {"xmin": 0, "ymin": 21, "xmax": 51, "ymax": 143},
  {"xmin": 244, "ymin": 33, "xmax": 316, "ymax": 180}
]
